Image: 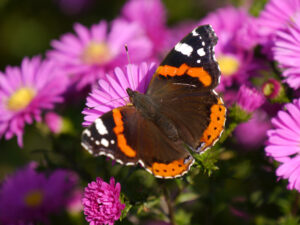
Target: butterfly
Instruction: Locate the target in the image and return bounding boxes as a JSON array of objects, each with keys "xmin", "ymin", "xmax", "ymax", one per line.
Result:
[{"xmin": 81, "ymin": 25, "xmax": 226, "ymax": 179}]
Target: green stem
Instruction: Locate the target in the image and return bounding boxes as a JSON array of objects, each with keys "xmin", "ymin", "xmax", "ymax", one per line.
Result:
[
  {"xmin": 219, "ymin": 122, "xmax": 238, "ymax": 143},
  {"xmin": 162, "ymin": 185, "xmax": 176, "ymax": 225},
  {"xmin": 292, "ymin": 192, "xmax": 300, "ymax": 216}
]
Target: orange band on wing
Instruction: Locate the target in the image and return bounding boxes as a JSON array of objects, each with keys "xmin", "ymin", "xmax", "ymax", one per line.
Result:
[
  {"xmin": 157, "ymin": 64, "xmax": 212, "ymax": 86},
  {"xmin": 147, "ymin": 158, "xmax": 194, "ymax": 178},
  {"xmin": 186, "ymin": 68, "xmax": 212, "ymax": 87},
  {"xmin": 200, "ymin": 98, "xmax": 226, "ymax": 149},
  {"xmin": 112, "ymin": 109, "xmax": 136, "ymax": 158}
]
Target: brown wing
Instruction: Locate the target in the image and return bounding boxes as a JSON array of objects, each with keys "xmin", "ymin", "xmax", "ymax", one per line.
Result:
[
  {"xmin": 81, "ymin": 105, "xmax": 194, "ymax": 179},
  {"xmin": 145, "ymin": 25, "xmax": 226, "ymax": 152}
]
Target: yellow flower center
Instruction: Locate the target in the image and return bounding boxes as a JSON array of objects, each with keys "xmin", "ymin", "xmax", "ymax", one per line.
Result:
[
  {"xmin": 263, "ymin": 83, "xmax": 274, "ymax": 97},
  {"xmin": 7, "ymin": 87, "xmax": 36, "ymax": 111},
  {"xmin": 217, "ymin": 55, "xmax": 240, "ymax": 77},
  {"xmin": 24, "ymin": 190, "xmax": 44, "ymax": 207},
  {"xmin": 82, "ymin": 41, "xmax": 111, "ymax": 65}
]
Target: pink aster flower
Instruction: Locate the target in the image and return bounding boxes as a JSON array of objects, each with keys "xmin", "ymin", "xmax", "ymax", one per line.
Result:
[
  {"xmin": 121, "ymin": 0, "xmax": 169, "ymax": 56},
  {"xmin": 82, "ymin": 177, "xmax": 125, "ymax": 225},
  {"xmin": 265, "ymin": 98, "xmax": 300, "ymax": 192},
  {"xmin": 47, "ymin": 19, "xmax": 153, "ymax": 89},
  {"xmin": 273, "ymin": 18, "xmax": 300, "ymax": 89},
  {"xmin": 82, "ymin": 62, "xmax": 156, "ymax": 126},
  {"xmin": 199, "ymin": 6, "xmax": 260, "ymax": 91},
  {"xmin": 257, "ymin": 0, "xmax": 300, "ymax": 57},
  {"xmin": 0, "ymin": 56, "xmax": 67, "ymax": 147},
  {"xmin": 236, "ymin": 85, "xmax": 265, "ymax": 113},
  {"xmin": 0, "ymin": 164, "xmax": 78, "ymax": 224},
  {"xmin": 167, "ymin": 20, "xmax": 198, "ymax": 52}
]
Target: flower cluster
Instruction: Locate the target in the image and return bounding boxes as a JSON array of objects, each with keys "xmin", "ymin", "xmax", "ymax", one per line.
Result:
[
  {"xmin": 82, "ymin": 177, "xmax": 125, "ymax": 225},
  {"xmin": 0, "ymin": 164, "xmax": 78, "ymax": 224}
]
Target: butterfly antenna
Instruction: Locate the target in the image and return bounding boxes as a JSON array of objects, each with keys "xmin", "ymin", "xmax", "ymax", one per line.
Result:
[
  {"xmin": 87, "ymin": 96, "xmax": 129, "ymax": 110},
  {"xmin": 125, "ymin": 44, "xmax": 136, "ymax": 90}
]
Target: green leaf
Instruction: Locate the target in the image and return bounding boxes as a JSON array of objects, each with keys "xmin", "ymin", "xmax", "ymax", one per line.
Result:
[
  {"xmin": 175, "ymin": 209, "xmax": 192, "ymax": 225},
  {"xmin": 175, "ymin": 192, "xmax": 199, "ymax": 204}
]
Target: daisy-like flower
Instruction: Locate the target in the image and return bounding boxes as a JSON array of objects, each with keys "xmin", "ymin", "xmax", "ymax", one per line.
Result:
[
  {"xmin": 82, "ymin": 177, "xmax": 125, "ymax": 225},
  {"xmin": 47, "ymin": 19, "xmax": 153, "ymax": 89},
  {"xmin": 273, "ymin": 18, "xmax": 300, "ymax": 89},
  {"xmin": 0, "ymin": 164, "xmax": 78, "ymax": 224},
  {"xmin": 121, "ymin": 0, "xmax": 169, "ymax": 56},
  {"xmin": 82, "ymin": 62, "xmax": 156, "ymax": 126},
  {"xmin": 236, "ymin": 85, "xmax": 265, "ymax": 113},
  {"xmin": 199, "ymin": 6, "xmax": 260, "ymax": 91},
  {"xmin": 0, "ymin": 56, "xmax": 67, "ymax": 147},
  {"xmin": 265, "ymin": 98, "xmax": 300, "ymax": 192},
  {"xmin": 257, "ymin": 0, "xmax": 300, "ymax": 56}
]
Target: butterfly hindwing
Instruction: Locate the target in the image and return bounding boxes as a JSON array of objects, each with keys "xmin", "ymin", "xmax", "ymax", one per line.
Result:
[{"xmin": 82, "ymin": 106, "xmax": 194, "ymax": 178}]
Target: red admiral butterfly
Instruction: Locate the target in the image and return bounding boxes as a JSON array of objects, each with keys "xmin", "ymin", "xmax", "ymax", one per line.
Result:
[{"xmin": 81, "ymin": 25, "xmax": 226, "ymax": 179}]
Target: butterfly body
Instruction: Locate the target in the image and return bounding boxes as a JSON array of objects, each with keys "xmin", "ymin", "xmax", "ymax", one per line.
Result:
[
  {"xmin": 82, "ymin": 25, "xmax": 226, "ymax": 179},
  {"xmin": 127, "ymin": 88, "xmax": 180, "ymax": 141}
]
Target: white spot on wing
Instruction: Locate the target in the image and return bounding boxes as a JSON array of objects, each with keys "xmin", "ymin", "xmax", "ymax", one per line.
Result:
[
  {"xmin": 95, "ymin": 118, "xmax": 108, "ymax": 135},
  {"xmin": 81, "ymin": 142, "xmax": 90, "ymax": 150},
  {"xmin": 106, "ymin": 153, "xmax": 115, "ymax": 160},
  {"xmin": 197, "ymin": 59, "xmax": 201, "ymax": 63},
  {"xmin": 116, "ymin": 159, "xmax": 124, "ymax": 165},
  {"xmin": 95, "ymin": 140, "xmax": 100, "ymax": 145},
  {"xmin": 110, "ymin": 140, "xmax": 115, "ymax": 144},
  {"xmin": 138, "ymin": 160, "xmax": 145, "ymax": 167},
  {"xmin": 101, "ymin": 138, "xmax": 109, "ymax": 147},
  {"xmin": 197, "ymin": 48, "xmax": 206, "ymax": 57},
  {"xmin": 83, "ymin": 129, "xmax": 91, "ymax": 137},
  {"xmin": 81, "ymin": 142, "xmax": 94, "ymax": 155},
  {"xmin": 175, "ymin": 42, "xmax": 193, "ymax": 56},
  {"xmin": 192, "ymin": 28, "xmax": 199, "ymax": 36}
]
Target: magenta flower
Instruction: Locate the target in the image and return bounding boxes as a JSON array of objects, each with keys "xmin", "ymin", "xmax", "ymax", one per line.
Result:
[
  {"xmin": 262, "ymin": 79, "xmax": 282, "ymax": 100},
  {"xmin": 47, "ymin": 19, "xmax": 153, "ymax": 89},
  {"xmin": 121, "ymin": 0, "xmax": 169, "ymax": 55},
  {"xmin": 236, "ymin": 85, "xmax": 265, "ymax": 113},
  {"xmin": 199, "ymin": 6, "xmax": 260, "ymax": 91},
  {"xmin": 0, "ymin": 56, "xmax": 67, "ymax": 147},
  {"xmin": 167, "ymin": 21, "xmax": 198, "ymax": 52},
  {"xmin": 0, "ymin": 164, "xmax": 78, "ymax": 224},
  {"xmin": 82, "ymin": 177, "xmax": 125, "ymax": 225},
  {"xmin": 82, "ymin": 62, "xmax": 156, "ymax": 126},
  {"xmin": 235, "ymin": 111, "xmax": 272, "ymax": 149},
  {"xmin": 273, "ymin": 18, "xmax": 300, "ymax": 89},
  {"xmin": 265, "ymin": 98, "xmax": 300, "ymax": 192},
  {"xmin": 257, "ymin": 0, "xmax": 300, "ymax": 57}
]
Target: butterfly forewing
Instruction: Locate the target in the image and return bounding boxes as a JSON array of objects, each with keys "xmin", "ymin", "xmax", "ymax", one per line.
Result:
[{"xmin": 146, "ymin": 25, "xmax": 225, "ymax": 151}]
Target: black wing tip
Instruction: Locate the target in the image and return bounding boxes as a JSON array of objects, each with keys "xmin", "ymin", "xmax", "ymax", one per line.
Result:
[{"xmin": 195, "ymin": 24, "xmax": 218, "ymax": 45}]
